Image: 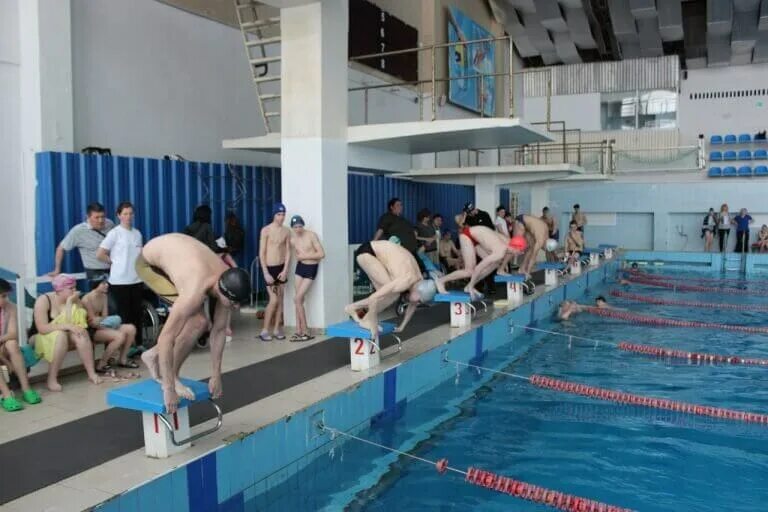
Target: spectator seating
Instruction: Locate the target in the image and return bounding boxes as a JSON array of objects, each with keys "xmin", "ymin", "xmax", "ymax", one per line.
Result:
[
  {"xmin": 708, "ymin": 167, "xmax": 722, "ymax": 177},
  {"xmin": 708, "ymin": 165, "xmax": 768, "ymax": 177},
  {"xmin": 738, "ymin": 149, "xmax": 752, "ymax": 160},
  {"xmin": 738, "ymin": 133, "xmax": 752, "ymax": 143},
  {"xmin": 710, "ymin": 151, "xmax": 722, "ymax": 161},
  {"xmin": 724, "ymin": 134, "xmax": 738, "ymax": 144},
  {"xmin": 723, "ymin": 150, "xmax": 737, "ymax": 161},
  {"xmin": 710, "ymin": 135, "xmax": 723, "ymax": 145},
  {"xmin": 722, "ymin": 166, "xmax": 737, "ymax": 176},
  {"xmin": 754, "ymin": 149, "xmax": 767, "ymax": 160},
  {"xmin": 738, "ymin": 165, "xmax": 753, "ymax": 176},
  {"xmin": 756, "ymin": 165, "xmax": 768, "ymax": 176}
]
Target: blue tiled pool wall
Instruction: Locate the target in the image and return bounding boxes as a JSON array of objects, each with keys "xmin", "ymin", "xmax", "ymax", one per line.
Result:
[
  {"xmin": 94, "ymin": 259, "xmax": 619, "ymax": 512},
  {"xmin": 623, "ymin": 250, "xmax": 768, "ymax": 275}
]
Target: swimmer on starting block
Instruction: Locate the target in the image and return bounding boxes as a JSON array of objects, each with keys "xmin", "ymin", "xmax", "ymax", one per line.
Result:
[
  {"xmin": 346, "ymin": 240, "xmax": 437, "ymax": 339},
  {"xmin": 137, "ymin": 234, "xmax": 251, "ymax": 413},
  {"xmin": 505, "ymin": 214, "xmax": 549, "ymax": 277},
  {"xmin": 436, "ymin": 213, "xmax": 527, "ymax": 301}
]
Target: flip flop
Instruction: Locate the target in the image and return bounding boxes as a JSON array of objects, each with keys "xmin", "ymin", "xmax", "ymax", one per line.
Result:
[
  {"xmin": 258, "ymin": 333, "xmax": 273, "ymax": 342},
  {"xmin": 289, "ymin": 333, "xmax": 302, "ymax": 341},
  {"xmin": 22, "ymin": 389, "xmax": 42, "ymax": 405},
  {"xmin": 1, "ymin": 396, "xmax": 23, "ymax": 412},
  {"xmin": 95, "ymin": 365, "xmax": 113, "ymax": 375},
  {"xmin": 274, "ymin": 333, "xmax": 287, "ymax": 340},
  {"xmin": 116, "ymin": 360, "xmax": 140, "ymax": 369}
]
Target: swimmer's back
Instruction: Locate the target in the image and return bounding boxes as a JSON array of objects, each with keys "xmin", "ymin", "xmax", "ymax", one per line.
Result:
[
  {"xmin": 143, "ymin": 234, "xmax": 227, "ymax": 286},
  {"xmin": 370, "ymin": 241, "xmax": 420, "ymax": 278}
]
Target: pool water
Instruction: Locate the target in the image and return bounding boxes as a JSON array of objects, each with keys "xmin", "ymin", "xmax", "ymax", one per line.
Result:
[{"xmin": 243, "ymin": 271, "xmax": 768, "ymax": 511}]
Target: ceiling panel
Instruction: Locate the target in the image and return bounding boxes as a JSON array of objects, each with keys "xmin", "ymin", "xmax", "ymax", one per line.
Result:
[
  {"xmin": 629, "ymin": 0, "xmax": 657, "ymax": 20},
  {"xmin": 564, "ymin": 6, "xmax": 596, "ymax": 48},
  {"xmin": 658, "ymin": 0, "xmax": 683, "ymax": 42}
]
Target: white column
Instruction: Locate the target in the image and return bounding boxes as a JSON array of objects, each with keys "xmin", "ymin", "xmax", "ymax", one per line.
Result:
[
  {"xmin": 280, "ymin": 0, "xmax": 350, "ymax": 329},
  {"xmin": 474, "ymin": 174, "xmax": 497, "ymax": 213},
  {"xmin": 530, "ymin": 183, "xmax": 549, "ymax": 215},
  {"xmin": 18, "ymin": 0, "xmax": 74, "ymax": 279}
]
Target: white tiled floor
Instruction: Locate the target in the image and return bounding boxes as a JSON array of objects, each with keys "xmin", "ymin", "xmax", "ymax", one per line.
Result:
[{"xmin": 2, "ymin": 282, "xmax": 559, "ymax": 512}]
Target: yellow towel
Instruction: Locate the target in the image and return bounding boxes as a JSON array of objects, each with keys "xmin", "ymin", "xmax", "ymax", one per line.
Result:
[{"xmin": 34, "ymin": 304, "xmax": 88, "ymax": 363}]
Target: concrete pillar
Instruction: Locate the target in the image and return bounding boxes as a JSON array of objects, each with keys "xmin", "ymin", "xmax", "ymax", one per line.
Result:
[
  {"xmin": 17, "ymin": 0, "xmax": 74, "ymax": 279},
  {"xmin": 529, "ymin": 183, "xmax": 549, "ymax": 215},
  {"xmin": 280, "ymin": 0, "xmax": 350, "ymax": 329},
  {"xmin": 474, "ymin": 175, "xmax": 497, "ymax": 214}
]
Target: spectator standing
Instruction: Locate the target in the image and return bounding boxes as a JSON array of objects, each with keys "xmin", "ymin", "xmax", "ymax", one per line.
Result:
[
  {"xmin": 373, "ymin": 198, "xmax": 418, "ymax": 254},
  {"xmin": 702, "ymin": 208, "xmax": 717, "ymax": 252},
  {"xmin": 733, "ymin": 208, "xmax": 753, "ymax": 253},
  {"xmin": 49, "ymin": 202, "xmax": 114, "ymax": 281},
  {"xmin": 432, "ymin": 214, "xmax": 444, "ymax": 264},
  {"xmin": 717, "ymin": 203, "xmax": 731, "ymax": 252},
  {"xmin": 97, "ymin": 202, "xmax": 145, "ymax": 348},
  {"xmin": 0, "ymin": 279, "xmax": 41, "ymax": 410},
  {"xmin": 571, "ymin": 204, "xmax": 587, "ymax": 233},
  {"xmin": 223, "ymin": 211, "xmax": 246, "ymax": 260},
  {"xmin": 494, "ymin": 206, "xmax": 509, "ymax": 237},
  {"xmin": 415, "ymin": 209, "xmax": 438, "ymax": 265}
]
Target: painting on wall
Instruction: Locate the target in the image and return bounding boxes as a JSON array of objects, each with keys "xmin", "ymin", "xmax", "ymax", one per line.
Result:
[{"xmin": 447, "ymin": 6, "xmax": 496, "ymax": 117}]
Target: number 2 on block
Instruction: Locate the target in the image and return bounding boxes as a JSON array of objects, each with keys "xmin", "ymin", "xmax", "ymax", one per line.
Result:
[{"xmin": 354, "ymin": 339, "xmax": 375, "ymax": 355}]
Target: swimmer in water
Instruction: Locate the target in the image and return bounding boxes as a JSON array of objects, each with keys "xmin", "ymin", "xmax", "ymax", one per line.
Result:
[{"xmin": 559, "ymin": 296, "xmax": 620, "ymax": 320}]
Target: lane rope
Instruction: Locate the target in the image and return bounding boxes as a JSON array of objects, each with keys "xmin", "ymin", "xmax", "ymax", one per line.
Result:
[
  {"xmin": 621, "ymin": 275, "xmax": 768, "ymax": 296},
  {"xmin": 626, "ymin": 268, "xmax": 768, "ymax": 287},
  {"xmin": 583, "ymin": 306, "xmax": 768, "ymax": 335},
  {"xmin": 610, "ymin": 289, "xmax": 768, "ymax": 311}
]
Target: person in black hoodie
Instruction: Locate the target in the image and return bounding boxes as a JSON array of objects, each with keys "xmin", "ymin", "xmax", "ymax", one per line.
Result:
[
  {"xmin": 223, "ymin": 211, "xmax": 245, "ymax": 260},
  {"xmin": 184, "ymin": 205, "xmax": 218, "ymax": 252},
  {"xmin": 701, "ymin": 207, "xmax": 717, "ymax": 252}
]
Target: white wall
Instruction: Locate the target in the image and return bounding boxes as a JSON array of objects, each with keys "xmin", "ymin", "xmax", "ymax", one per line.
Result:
[
  {"xmin": 524, "ymin": 93, "xmax": 601, "ymax": 130},
  {"xmin": 0, "ymin": 0, "xmax": 23, "ymax": 274},
  {"xmin": 679, "ymin": 64, "xmax": 768, "ymax": 145},
  {"xmin": 71, "ymin": 0, "xmax": 280, "ymax": 166}
]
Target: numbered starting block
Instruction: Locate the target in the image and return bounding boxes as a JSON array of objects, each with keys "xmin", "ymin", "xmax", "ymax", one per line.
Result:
[
  {"xmin": 599, "ymin": 244, "xmax": 617, "ymax": 259},
  {"xmin": 326, "ymin": 320, "xmax": 400, "ymax": 372},
  {"xmin": 583, "ymin": 248, "xmax": 602, "ymax": 267},
  {"xmin": 106, "ymin": 378, "xmax": 223, "ymax": 458},
  {"xmin": 434, "ymin": 292, "xmax": 486, "ymax": 327},
  {"xmin": 569, "ymin": 257, "xmax": 582, "ymax": 275},
  {"xmin": 537, "ymin": 262, "xmax": 567, "ymax": 286},
  {"xmin": 493, "ymin": 274, "xmax": 526, "ymax": 307}
]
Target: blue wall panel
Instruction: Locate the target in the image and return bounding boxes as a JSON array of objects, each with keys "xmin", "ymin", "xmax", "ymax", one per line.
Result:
[{"xmin": 36, "ymin": 154, "xmax": 473, "ymax": 277}]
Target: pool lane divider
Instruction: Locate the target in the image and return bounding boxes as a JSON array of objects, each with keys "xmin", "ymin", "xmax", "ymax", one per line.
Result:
[
  {"xmin": 447, "ymin": 358, "xmax": 768, "ymax": 425},
  {"xmin": 617, "ymin": 342, "xmax": 768, "ymax": 367},
  {"xmin": 622, "ymin": 275, "xmax": 768, "ymax": 296},
  {"xmin": 626, "ymin": 268, "xmax": 768, "ymax": 287},
  {"xmin": 319, "ymin": 424, "xmax": 633, "ymax": 512},
  {"xmin": 610, "ymin": 289, "xmax": 768, "ymax": 311},
  {"xmin": 583, "ymin": 306, "xmax": 768, "ymax": 334}
]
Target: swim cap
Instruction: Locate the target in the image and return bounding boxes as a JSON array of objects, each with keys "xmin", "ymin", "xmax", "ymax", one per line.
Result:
[
  {"xmin": 415, "ymin": 279, "xmax": 437, "ymax": 303},
  {"xmin": 218, "ymin": 267, "xmax": 252, "ymax": 304},
  {"xmin": 508, "ymin": 235, "xmax": 528, "ymax": 253},
  {"xmin": 388, "ymin": 235, "xmax": 401, "ymax": 245},
  {"xmin": 272, "ymin": 203, "xmax": 286, "ymax": 217},
  {"xmin": 52, "ymin": 274, "xmax": 76, "ymax": 292},
  {"xmin": 545, "ymin": 238, "xmax": 559, "ymax": 252},
  {"xmin": 290, "ymin": 215, "xmax": 304, "ymax": 228}
]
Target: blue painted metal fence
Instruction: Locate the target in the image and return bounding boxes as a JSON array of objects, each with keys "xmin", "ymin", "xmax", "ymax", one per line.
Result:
[{"xmin": 36, "ymin": 153, "xmax": 474, "ymax": 276}]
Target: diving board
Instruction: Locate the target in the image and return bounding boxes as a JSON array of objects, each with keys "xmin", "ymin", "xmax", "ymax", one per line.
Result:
[{"xmin": 107, "ymin": 378, "xmax": 223, "ymax": 458}]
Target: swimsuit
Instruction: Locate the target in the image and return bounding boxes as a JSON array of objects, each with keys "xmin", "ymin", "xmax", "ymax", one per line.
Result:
[
  {"xmin": 354, "ymin": 241, "xmax": 377, "ymax": 259},
  {"xmin": 266, "ymin": 265, "xmax": 286, "ymax": 284},
  {"xmin": 295, "ymin": 262, "xmax": 319, "ymax": 280},
  {"xmin": 460, "ymin": 227, "xmax": 479, "ymax": 246}
]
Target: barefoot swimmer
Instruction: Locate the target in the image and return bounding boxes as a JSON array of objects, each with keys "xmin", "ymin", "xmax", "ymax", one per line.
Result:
[{"xmin": 137, "ymin": 234, "xmax": 251, "ymax": 413}]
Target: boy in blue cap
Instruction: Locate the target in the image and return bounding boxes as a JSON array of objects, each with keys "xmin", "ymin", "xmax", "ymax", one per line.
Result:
[
  {"xmin": 289, "ymin": 215, "xmax": 325, "ymax": 341},
  {"xmin": 258, "ymin": 203, "xmax": 291, "ymax": 341}
]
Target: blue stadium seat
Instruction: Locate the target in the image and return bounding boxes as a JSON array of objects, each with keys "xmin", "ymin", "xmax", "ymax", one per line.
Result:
[
  {"xmin": 738, "ymin": 165, "xmax": 752, "ymax": 176},
  {"xmin": 723, "ymin": 166, "xmax": 737, "ymax": 176},
  {"xmin": 754, "ymin": 149, "xmax": 768, "ymax": 160},
  {"xmin": 738, "ymin": 149, "xmax": 752, "ymax": 160},
  {"xmin": 738, "ymin": 133, "xmax": 752, "ymax": 143},
  {"xmin": 709, "ymin": 151, "xmax": 723, "ymax": 161},
  {"xmin": 708, "ymin": 167, "xmax": 722, "ymax": 177},
  {"xmin": 724, "ymin": 134, "xmax": 737, "ymax": 144},
  {"xmin": 723, "ymin": 150, "xmax": 737, "ymax": 160},
  {"xmin": 710, "ymin": 135, "xmax": 723, "ymax": 144},
  {"xmin": 755, "ymin": 165, "xmax": 768, "ymax": 176}
]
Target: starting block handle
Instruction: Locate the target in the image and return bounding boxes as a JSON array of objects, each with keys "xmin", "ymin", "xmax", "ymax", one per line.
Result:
[{"xmin": 156, "ymin": 399, "xmax": 223, "ymax": 447}]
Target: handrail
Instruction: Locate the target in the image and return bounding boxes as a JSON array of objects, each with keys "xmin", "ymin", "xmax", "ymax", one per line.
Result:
[
  {"xmin": 350, "ymin": 35, "xmax": 512, "ymax": 60},
  {"xmin": 156, "ymin": 399, "xmax": 224, "ymax": 446}
]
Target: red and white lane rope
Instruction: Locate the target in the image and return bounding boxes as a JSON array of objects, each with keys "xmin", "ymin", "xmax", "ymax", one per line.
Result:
[
  {"xmin": 583, "ymin": 306, "xmax": 768, "ymax": 335},
  {"xmin": 626, "ymin": 268, "xmax": 768, "ymax": 288},
  {"xmin": 617, "ymin": 341, "xmax": 768, "ymax": 367},
  {"xmin": 621, "ymin": 275, "xmax": 768, "ymax": 296},
  {"xmin": 610, "ymin": 289, "xmax": 768, "ymax": 311},
  {"xmin": 318, "ymin": 424, "xmax": 633, "ymax": 512},
  {"xmin": 447, "ymin": 358, "xmax": 768, "ymax": 425}
]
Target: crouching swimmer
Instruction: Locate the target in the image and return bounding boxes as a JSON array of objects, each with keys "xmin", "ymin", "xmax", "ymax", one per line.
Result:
[{"xmin": 346, "ymin": 240, "xmax": 437, "ymax": 339}]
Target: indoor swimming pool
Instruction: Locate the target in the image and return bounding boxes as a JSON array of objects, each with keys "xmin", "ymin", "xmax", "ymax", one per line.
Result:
[{"xmin": 246, "ymin": 268, "xmax": 768, "ymax": 511}]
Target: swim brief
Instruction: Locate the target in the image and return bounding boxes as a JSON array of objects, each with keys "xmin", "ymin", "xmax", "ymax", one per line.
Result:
[{"xmin": 295, "ymin": 262, "xmax": 319, "ymax": 280}]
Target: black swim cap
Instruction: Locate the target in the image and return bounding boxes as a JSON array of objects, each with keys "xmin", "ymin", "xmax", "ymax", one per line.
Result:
[{"xmin": 218, "ymin": 268, "xmax": 252, "ymax": 304}]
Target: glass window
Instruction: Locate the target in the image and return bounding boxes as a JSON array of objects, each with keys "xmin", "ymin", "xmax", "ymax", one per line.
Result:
[
  {"xmin": 638, "ymin": 90, "xmax": 677, "ymax": 129},
  {"xmin": 601, "ymin": 89, "xmax": 677, "ymax": 130},
  {"xmin": 600, "ymin": 92, "xmax": 637, "ymax": 130}
]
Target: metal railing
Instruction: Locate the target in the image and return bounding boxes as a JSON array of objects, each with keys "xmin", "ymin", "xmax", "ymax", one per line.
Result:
[{"xmin": 348, "ymin": 35, "xmax": 553, "ymax": 124}]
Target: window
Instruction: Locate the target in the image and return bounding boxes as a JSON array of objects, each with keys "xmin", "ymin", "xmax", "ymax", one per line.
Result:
[{"xmin": 600, "ymin": 89, "xmax": 677, "ymax": 130}]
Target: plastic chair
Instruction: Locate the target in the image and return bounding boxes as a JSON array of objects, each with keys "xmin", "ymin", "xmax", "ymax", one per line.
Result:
[
  {"xmin": 710, "ymin": 135, "xmax": 723, "ymax": 145},
  {"xmin": 708, "ymin": 167, "xmax": 722, "ymax": 177},
  {"xmin": 738, "ymin": 133, "xmax": 751, "ymax": 143},
  {"xmin": 738, "ymin": 149, "xmax": 752, "ymax": 160},
  {"xmin": 709, "ymin": 151, "xmax": 722, "ymax": 161},
  {"xmin": 754, "ymin": 149, "xmax": 768, "ymax": 160},
  {"xmin": 737, "ymin": 165, "xmax": 753, "ymax": 176},
  {"xmin": 755, "ymin": 165, "xmax": 768, "ymax": 176},
  {"xmin": 724, "ymin": 134, "xmax": 737, "ymax": 144},
  {"xmin": 722, "ymin": 166, "xmax": 737, "ymax": 176},
  {"xmin": 723, "ymin": 150, "xmax": 737, "ymax": 161}
]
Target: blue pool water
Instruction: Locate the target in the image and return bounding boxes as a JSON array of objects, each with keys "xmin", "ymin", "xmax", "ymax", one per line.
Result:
[{"xmin": 242, "ymin": 271, "xmax": 768, "ymax": 511}]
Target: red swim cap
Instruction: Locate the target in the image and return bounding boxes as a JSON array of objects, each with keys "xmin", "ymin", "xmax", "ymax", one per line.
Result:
[{"xmin": 508, "ymin": 235, "xmax": 528, "ymax": 252}]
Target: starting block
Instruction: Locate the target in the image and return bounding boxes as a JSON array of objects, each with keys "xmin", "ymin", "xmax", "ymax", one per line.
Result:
[
  {"xmin": 326, "ymin": 320, "xmax": 399, "ymax": 372},
  {"xmin": 537, "ymin": 262, "xmax": 566, "ymax": 286},
  {"xmin": 583, "ymin": 248, "xmax": 602, "ymax": 267},
  {"xmin": 493, "ymin": 274, "xmax": 526, "ymax": 307},
  {"xmin": 434, "ymin": 291, "xmax": 485, "ymax": 327},
  {"xmin": 106, "ymin": 378, "xmax": 223, "ymax": 458},
  {"xmin": 599, "ymin": 244, "xmax": 617, "ymax": 259}
]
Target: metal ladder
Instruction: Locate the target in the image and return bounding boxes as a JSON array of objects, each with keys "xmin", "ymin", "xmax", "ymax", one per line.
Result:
[{"xmin": 234, "ymin": 0, "xmax": 281, "ymax": 133}]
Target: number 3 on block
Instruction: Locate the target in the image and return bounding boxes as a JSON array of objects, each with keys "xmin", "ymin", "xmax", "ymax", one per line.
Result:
[
  {"xmin": 453, "ymin": 302, "xmax": 464, "ymax": 315},
  {"xmin": 354, "ymin": 338, "xmax": 376, "ymax": 355}
]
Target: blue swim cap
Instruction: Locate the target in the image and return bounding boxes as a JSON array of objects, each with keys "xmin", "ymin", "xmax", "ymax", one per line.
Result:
[
  {"xmin": 388, "ymin": 235, "xmax": 401, "ymax": 245},
  {"xmin": 272, "ymin": 203, "xmax": 286, "ymax": 218},
  {"xmin": 290, "ymin": 215, "xmax": 305, "ymax": 228}
]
